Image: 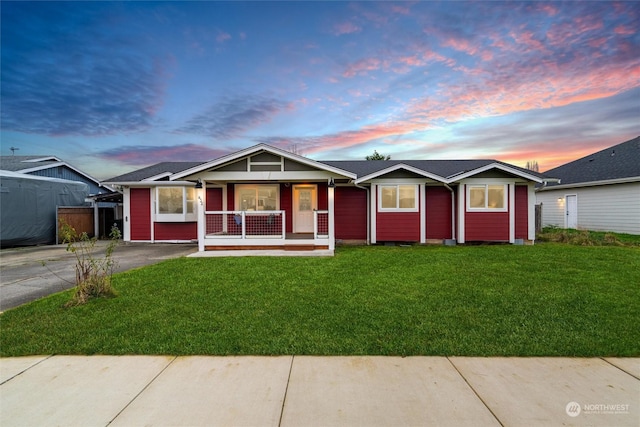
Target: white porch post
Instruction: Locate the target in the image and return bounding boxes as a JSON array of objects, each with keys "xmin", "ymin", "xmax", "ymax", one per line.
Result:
[
  {"xmin": 509, "ymin": 183, "xmax": 515, "ymax": 243},
  {"xmin": 123, "ymin": 187, "xmax": 131, "ymax": 242},
  {"xmin": 370, "ymin": 183, "xmax": 377, "ymax": 244},
  {"xmin": 328, "ymin": 183, "xmax": 335, "ymax": 250},
  {"xmin": 457, "ymin": 184, "xmax": 465, "ymax": 243},
  {"xmin": 419, "ymin": 183, "xmax": 426, "ymax": 244},
  {"xmin": 528, "ymin": 183, "xmax": 536, "ymax": 241},
  {"xmin": 197, "ymin": 184, "xmax": 205, "ymax": 252}
]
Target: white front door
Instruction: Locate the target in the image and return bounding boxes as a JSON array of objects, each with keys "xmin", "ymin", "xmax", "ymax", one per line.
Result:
[
  {"xmin": 566, "ymin": 195, "xmax": 577, "ymax": 229},
  {"xmin": 293, "ymin": 185, "xmax": 317, "ymax": 233}
]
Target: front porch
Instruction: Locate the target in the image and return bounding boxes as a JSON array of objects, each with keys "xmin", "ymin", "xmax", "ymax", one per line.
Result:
[{"xmin": 198, "ymin": 210, "xmax": 333, "ymax": 251}]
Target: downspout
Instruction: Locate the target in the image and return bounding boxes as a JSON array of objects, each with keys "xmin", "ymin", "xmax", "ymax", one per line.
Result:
[
  {"xmin": 353, "ymin": 182, "xmax": 371, "ymax": 245},
  {"xmin": 444, "ymin": 184, "xmax": 456, "ymax": 240}
]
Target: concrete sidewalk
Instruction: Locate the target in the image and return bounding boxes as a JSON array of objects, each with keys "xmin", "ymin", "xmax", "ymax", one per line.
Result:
[{"xmin": 1, "ymin": 356, "xmax": 638, "ymax": 426}]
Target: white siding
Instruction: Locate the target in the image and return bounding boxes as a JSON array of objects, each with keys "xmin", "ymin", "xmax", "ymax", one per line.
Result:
[{"xmin": 536, "ymin": 182, "xmax": 640, "ymax": 234}]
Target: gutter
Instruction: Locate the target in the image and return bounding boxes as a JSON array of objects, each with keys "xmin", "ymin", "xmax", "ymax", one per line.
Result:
[
  {"xmin": 537, "ymin": 176, "xmax": 638, "ymax": 191},
  {"xmin": 444, "ymin": 184, "xmax": 456, "ymax": 240}
]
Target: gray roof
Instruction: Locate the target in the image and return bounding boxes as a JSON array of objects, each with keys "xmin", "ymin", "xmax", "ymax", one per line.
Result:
[
  {"xmin": 321, "ymin": 159, "xmax": 549, "ymax": 180},
  {"xmin": 543, "ymin": 136, "xmax": 640, "ymax": 186},
  {"xmin": 105, "ymin": 162, "xmax": 205, "ymax": 182},
  {"xmin": 0, "ymin": 155, "xmax": 60, "ymax": 172},
  {"xmin": 105, "ymin": 157, "xmax": 551, "ymax": 183}
]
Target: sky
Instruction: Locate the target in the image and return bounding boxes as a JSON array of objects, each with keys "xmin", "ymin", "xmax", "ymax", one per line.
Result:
[{"xmin": 1, "ymin": 1, "xmax": 638, "ymax": 180}]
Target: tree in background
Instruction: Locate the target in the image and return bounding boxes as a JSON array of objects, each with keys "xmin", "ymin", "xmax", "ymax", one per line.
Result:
[
  {"xmin": 526, "ymin": 160, "xmax": 539, "ymax": 172},
  {"xmin": 366, "ymin": 150, "xmax": 391, "ymax": 160}
]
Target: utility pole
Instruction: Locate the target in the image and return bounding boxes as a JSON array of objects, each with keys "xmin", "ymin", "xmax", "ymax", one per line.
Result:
[{"xmin": 10, "ymin": 147, "xmax": 20, "ymax": 156}]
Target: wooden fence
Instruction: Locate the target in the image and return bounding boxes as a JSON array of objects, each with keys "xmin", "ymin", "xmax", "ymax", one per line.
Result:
[
  {"xmin": 535, "ymin": 203, "xmax": 543, "ymax": 234},
  {"xmin": 57, "ymin": 207, "xmax": 94, "ymax": 243}
]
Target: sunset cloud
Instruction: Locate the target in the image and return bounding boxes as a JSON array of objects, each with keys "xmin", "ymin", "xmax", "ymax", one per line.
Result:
[
  {"xmin": 99, "ymin": 144, "xmax": 228, "ymax": 166},
  {"xmin": 332, "ymin": 21, "xmax": 361, "ymax": 36},
  {"xmin": 176, "ymin": 96, "xmax": 292, "ymax": 139},
  {"xmin": 0, "ymin": 2, "xmax": 167, "ymax": 136},
  {"xmin": 1, "ymin": 1, "xmax": 637, "ymax": 179}
]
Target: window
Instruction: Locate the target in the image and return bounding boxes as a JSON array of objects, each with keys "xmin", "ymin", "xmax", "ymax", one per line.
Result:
[
  {"xmin": 235, "ymin": 185, "xmax": 279, "ymax": 211},
  {"xmin": 467, "ymin": 185, "xmax": 506, "ymax": 211},
  {"xmin": 379, "ymin": 185, "xmax": 417, "ymax": 211},
  {"xmin": 156, "ymin": 187, "xmax": 197, "ymax": 221}
]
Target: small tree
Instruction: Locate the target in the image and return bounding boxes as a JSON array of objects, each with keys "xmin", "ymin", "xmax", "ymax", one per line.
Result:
[
  {"xmin": 59, "ymin": 221, "xmax": 121, "ymax": 306},
  {"xmin": 366, "ymin": 150, "xmax": 391, "ymax": 161}
]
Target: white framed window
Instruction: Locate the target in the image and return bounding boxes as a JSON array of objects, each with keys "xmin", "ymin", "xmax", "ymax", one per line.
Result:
[
  {"xmin": 378, "ymin": 184, "xmax": 418, "ymax": 211},
  {"xmin": 235, "ymin": 184, "xmax": 279, "ymax": 211},
  {"xmin": 156, "ymin": 186, "xmax": 197, "ymax": 222},
  {"xmin": 467, "ymin": 184, "xmax": 507, "ymax": 211}
]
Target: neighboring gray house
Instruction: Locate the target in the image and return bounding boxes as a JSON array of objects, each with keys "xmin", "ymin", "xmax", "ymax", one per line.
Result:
[
  {"xmin": 536, "ymin": 136, "xmax": 640, "ymax": 235},
  {"xmin": 1, "ymin": 155, "xmax": 122, "ymax": 244},
  {"xmin": 0, "ymin": 155, "xmax": 114, "ymax": 195}
]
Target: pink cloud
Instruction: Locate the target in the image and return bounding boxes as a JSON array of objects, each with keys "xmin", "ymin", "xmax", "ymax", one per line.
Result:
[
  {"xmin": 614, "ymin": 25, "xmax": 636, "ymax": 35},
  {"xmin": 216, "ymin": 30, "xmax": 231, "ymax": 43},
  {"xmin": 442, "ymin": 37, "xmax": 478, "ymax": 56},
  {"xmin": 332, "ymin": 21, "xmax": 361, "ymax": 36},
  {"xmin": 343, "ymin": 57, "xmax": 381, "ymax": 77},
  {"xmin": 537, "ymin": 3, "xmax": 559, "ymax": 16},
  {"xmin": 510, "ymin": 30, "xmax": 547, "ymax": 52}
]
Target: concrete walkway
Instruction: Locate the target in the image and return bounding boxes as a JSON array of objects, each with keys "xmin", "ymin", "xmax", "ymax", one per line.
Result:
[
  {"xmin": 0, "ymin": 242, "xmax": 197, "ymax": 311},
  {"xmin": 1, "ymin": 356, "xmax": 638, "ymax": 426}
]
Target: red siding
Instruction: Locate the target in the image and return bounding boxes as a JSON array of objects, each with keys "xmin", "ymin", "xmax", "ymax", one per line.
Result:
[
  {"xmin": 377, "ymin": 212, "xmax": 420, "ymax": 241},
  {"xmin": 206, "ymin": 188, "xmax": 223, "ymax": 211},
  {"xmin": 426, "ymin": 186, "xmax": 452, "ymax": 239},
  {"xmin": 280, "ymin": 184, "xmax": 292, "ymax": 233},
  {"xmin": 227, "ymin": 184, "xmax": 235, "ymax": 211},
  {"xmin": 130, "ymin": 188, "xmax": 151, "ymax": 240},
  {"xmin": 317, "ymin": 182, "xmax": 328, "ymax": 210},
  {"xmin": 515, "ymin": 185, "xmax": 528, "ymax": 239},
  {"xmin": 154, "ymin": 222, "xmax": 197, "ymax": 240},
  {"xmin": 335, "ymin": 187, "xmax": 367, "ymax": 240},
  {"xmin": 376, "ymin": 190, "xmax": 420, "ymax": 241},
  {"xmin": 464, "ymin": 186, "xmax": 510, "ymax": 241}
]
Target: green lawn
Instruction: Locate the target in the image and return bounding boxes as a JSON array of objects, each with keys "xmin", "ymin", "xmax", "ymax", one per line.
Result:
[{"xmin": 1, "ymin": 244, "xmax": 639, "ymax": 357}]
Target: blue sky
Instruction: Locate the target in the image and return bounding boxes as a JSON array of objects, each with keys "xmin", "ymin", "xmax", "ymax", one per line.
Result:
[{"xmin": 1, "ymin": 1, "xmax": 638, "ymax": 179}]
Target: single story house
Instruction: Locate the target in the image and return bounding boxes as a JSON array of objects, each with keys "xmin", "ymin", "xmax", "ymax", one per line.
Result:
[
  {"xmin": 104, "ymin": 144, "xmax": 555, "ymax": 252},
  {"xmin": 536, "ymin": 136, "xmax": 640, "ymax": 235}
]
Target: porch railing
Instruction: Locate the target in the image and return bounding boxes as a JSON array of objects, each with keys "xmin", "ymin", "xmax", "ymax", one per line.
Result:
[
  {"xmin": 314, "ymin": 210, "xmax": 329, "ymax": 239},
  {"xmin": 205, "ymin": 211, "xmax": 285, "ymax": 239},
  {"xmin": 204, "ymin": 210, "xmax": 330, "ymax": 240}
]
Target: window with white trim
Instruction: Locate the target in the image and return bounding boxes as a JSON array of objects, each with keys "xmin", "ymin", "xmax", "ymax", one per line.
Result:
[
  {"xmin": 467, "ymin": 184, "xmax": 506, "ymax": 211},
  {"xmin": 235, "ymin": 184, "xmax": 279, "ymax": 211},
  {"xmin": 156, "ymin": 187, "xmax": 197, "ymax": 222},
  {"xmin": 378, "ymin": 185, "xmax": 417, "ymax": 211}
]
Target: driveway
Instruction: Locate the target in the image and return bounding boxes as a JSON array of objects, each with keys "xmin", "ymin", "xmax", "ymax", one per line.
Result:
[{"xmin": 0, "ymin": 242, "xmax": 197, "ymax": 311}]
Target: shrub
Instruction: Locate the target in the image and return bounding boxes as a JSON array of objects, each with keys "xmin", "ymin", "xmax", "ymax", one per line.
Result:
[{"xmin": 59, "ymin": 221, "xmax": 121, "ymax": 306}]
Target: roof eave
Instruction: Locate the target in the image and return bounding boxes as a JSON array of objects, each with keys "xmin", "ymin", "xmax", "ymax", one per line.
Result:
[
  {"xmin": 102, "ymin": 180, "xmax": 196, "ymax": 187},
  {"xmin": 537, "ymin": 176, "xmax": 640, "ymax": 191},
  {"xmin": 15, "ymin": 160, "xmax": 116, "ymax": 192},
  {"xmin": 354, "ymin": 163, "xmax": 445, "ymax": 184},
  {"xmin": 445, "ymin": 163, "xmax": 546, "ymax": 184}
]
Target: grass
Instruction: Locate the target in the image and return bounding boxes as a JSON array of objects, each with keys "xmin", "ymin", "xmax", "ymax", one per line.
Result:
[
  {"xmin": 1, "ymin": 244, "xmax": 639, "ymax": 357},
  {"xmin": 537, "ymin": 226, "xmax": 640, "ymax": 246}
]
